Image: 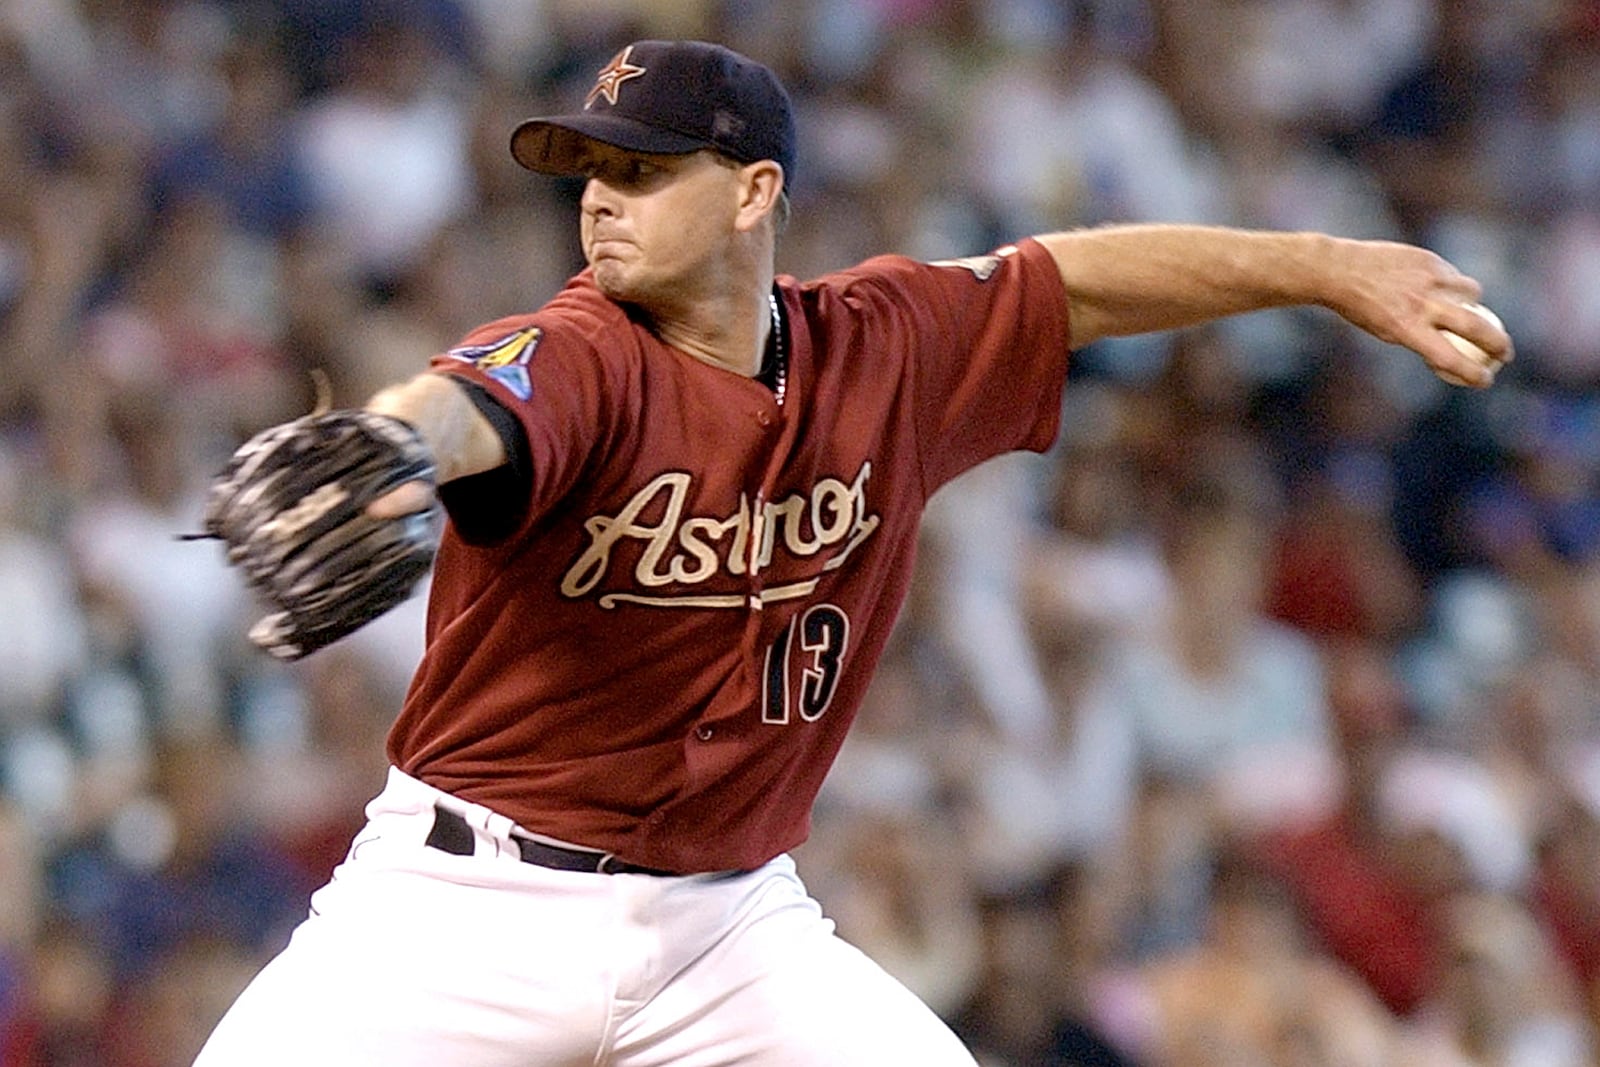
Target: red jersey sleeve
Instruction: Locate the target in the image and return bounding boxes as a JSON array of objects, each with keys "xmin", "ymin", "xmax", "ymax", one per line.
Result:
[
  {"xmin": 426, "ymin": 277, "xmax": 630, "ymax": 541},
  {"xmin": 809, "ymin": 237, "xmax": 1072, "ymax": 495}
]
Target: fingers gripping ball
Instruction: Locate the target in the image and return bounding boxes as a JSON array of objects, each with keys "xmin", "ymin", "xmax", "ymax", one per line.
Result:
[
  {"xmin": 1438, "ymin": 303, "xmax": 1506, "ymax": 387},
  {"xmin": 204, "ymin": 410, "xmax": 441, "ymax": 660}
]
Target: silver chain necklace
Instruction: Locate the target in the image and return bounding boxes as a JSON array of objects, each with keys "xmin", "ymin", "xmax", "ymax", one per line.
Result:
[{"xmin": 768, "ymin": 291, "xmax": 787, "ymax": 406}]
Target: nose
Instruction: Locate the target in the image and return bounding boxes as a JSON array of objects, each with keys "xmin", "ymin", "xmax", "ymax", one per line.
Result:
[{"xmin": 580, "ymin": 177, "xmax": 615, "ymax": 217}]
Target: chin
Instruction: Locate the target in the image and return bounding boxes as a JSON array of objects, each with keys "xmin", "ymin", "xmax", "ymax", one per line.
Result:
[
  {"xmin": 592, "ymin": 266, "xmax": 667, "ymax": 312},
  {"xmin": 590, "ymin": 262, "xmax": 630, "ymax": 299}
]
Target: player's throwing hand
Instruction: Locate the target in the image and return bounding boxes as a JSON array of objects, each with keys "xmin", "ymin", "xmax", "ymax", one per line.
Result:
[{"xmin": 1319, "ymin": 237, "xmax": 1514, "ymax": 388}]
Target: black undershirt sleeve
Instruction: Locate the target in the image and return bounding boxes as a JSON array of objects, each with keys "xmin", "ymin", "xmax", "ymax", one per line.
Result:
[{"xmin": 435, "ymin": 379, "xmax": 534, "ymax": 545}]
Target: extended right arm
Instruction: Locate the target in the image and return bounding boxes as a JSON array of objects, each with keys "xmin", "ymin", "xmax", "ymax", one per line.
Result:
[{"xmin": 1036, "ymin": 224, "xmax": 1511, "ymax": 388}]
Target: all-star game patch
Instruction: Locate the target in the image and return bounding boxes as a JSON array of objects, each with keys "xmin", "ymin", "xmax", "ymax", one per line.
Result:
[{"xmin": 447, "ymin": 326, "xmax": 542, "ymax": 400}]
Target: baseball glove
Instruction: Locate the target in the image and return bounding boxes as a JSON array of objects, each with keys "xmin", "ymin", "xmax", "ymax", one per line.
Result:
[{"xmin": 201, "ymin": 409, "xmax": 441, "ymax": 660}]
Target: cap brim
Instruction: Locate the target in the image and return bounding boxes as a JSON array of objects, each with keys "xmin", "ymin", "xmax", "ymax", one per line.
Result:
[{"xmin": 510, "ymin": 115, "xmax": 710, "ymax": 175}]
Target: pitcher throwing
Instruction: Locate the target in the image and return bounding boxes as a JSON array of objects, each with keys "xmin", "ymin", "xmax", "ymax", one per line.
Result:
[{"xmin": 193, "ymin": 39, "xmax": 1511, "ymax": 1067}]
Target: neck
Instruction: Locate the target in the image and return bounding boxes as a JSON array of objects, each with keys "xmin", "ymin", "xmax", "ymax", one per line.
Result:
[
  {"xmin": 651, "ymin": 272, "xmax": 774, "ymax": 376},
  {"xmin": 644, "ymin": 233, "xmax": 776, "ymax": 377}
]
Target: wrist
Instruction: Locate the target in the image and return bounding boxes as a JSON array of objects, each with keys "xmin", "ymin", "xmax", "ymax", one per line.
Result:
[
  {"xmin": 366, "ymin": 374, "xmax": 506, "ymax": 484},
  {"xmin": 1290, "ymin": 231, "xmax": 1357, "ymax": 313}
]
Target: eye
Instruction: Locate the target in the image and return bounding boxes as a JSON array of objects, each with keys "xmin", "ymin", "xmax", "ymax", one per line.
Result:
[
  {"xmin": 626, "ymin": 159, "xmax": 663, "ymax": 183},
  {"xmin": 581, "ymin": 153, "xmax": 671, "ymax": 189}
]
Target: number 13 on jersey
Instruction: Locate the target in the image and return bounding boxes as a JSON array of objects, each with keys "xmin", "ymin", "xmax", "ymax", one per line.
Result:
[{"xmin": 762, "ymin": 604, "xmax": 850, "ymax": 724}]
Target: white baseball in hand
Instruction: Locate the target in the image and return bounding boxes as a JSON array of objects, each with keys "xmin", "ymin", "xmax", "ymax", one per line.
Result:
[{"xmin": 1438, "ymin": 303, "xmax": 1504, "ymax": 385}]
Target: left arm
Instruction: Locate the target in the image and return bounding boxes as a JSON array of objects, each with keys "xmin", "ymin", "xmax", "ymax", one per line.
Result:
[{"xmin": 1037, "ymin": 225, "xmax": 1512, "ymax": 388}]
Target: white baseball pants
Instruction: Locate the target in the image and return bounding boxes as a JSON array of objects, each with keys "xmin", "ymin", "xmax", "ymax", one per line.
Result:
[{"xmin": 192, "ymin": 767, "xmax": 977, "ymax": 1066}]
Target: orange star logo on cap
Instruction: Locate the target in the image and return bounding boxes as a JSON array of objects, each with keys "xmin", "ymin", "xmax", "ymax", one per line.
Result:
[{"xmin": 584, "ymin": 46, "xmax": 648, "ymax": 109}]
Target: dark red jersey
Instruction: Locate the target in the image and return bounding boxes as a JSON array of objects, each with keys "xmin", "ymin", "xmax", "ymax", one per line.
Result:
[{"xmin": 386, "ymin": 239, "xmax": 1071, "ymax": 872}]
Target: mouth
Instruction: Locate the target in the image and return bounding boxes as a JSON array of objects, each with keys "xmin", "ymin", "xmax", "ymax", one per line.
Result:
[{"xmin": 585, "ymin": 233, "xmax": 632, "ymax": 261}]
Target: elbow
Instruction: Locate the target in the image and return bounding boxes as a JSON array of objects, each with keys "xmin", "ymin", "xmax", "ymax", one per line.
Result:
[{"xmin": 1066, "ymin": 299, "xmax": 1111, "ymax": 350}]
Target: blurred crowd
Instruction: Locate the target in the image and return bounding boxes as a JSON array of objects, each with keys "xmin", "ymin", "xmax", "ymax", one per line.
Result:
[{"xmin": 2, "ymin": 0, "xmax": 1600, "ymax": 1064}]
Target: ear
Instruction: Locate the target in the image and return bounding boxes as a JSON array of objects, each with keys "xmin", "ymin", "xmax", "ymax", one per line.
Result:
[{"xmin": 733, "ymin": 161, "xmax": 785, "ymax": 233}]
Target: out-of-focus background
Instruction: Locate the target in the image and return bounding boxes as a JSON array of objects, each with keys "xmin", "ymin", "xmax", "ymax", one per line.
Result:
[{"xmin": 1, "ymin": 0, "xmax": 1599, "ymax": 1064}]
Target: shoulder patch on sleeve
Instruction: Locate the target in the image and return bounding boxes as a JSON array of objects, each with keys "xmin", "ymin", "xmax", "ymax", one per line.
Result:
[
  {"xmin": 447, "ymin": 326, "xmax": 542, "ymax": 400},
  {"xmin": 927, "ymin": 245, "xmax": 1018, "ymax": 282}
]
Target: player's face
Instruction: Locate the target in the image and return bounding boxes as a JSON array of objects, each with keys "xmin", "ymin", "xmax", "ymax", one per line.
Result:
[{"xmin": 575, "ymin": 144, "xmax": 745, "ymax": 306}]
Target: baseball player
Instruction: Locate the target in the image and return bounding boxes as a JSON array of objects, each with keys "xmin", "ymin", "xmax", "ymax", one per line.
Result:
[{"xmin": 192, "ymin": 39, "xmax": 1510, "ymax": 1067}]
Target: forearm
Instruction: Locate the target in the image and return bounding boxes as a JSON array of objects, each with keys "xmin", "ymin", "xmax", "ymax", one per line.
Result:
[
  {"xmin": 365, "ymin": 374, "xmax": 507, "ymax": 483},
  {"xmin": 1039, "ymin": 225, "xmax": 1339, "ymax": 349}
]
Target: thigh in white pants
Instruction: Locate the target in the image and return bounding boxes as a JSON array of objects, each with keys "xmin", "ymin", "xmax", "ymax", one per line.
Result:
[{"xmin": 193, "ymin": 768, "xmax": 977, "ymax": 1067}]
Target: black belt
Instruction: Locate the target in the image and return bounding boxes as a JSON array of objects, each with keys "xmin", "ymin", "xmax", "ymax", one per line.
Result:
[{"xmin": 425, "ymin": 804, "xmax": 675, "ymax": 876}]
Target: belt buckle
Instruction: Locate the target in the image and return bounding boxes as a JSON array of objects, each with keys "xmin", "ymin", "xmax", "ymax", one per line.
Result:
[{"xmin": 595, "ymin": 852, "xmax": 627, "ymax": 875}]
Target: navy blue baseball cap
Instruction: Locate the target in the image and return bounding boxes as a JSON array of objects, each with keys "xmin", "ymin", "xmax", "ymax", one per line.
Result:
[{"xmin": 511, "ymin": 40, "xmax": 796, "ymax": 180}]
